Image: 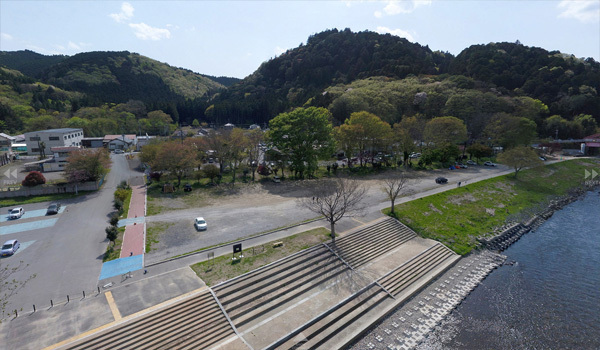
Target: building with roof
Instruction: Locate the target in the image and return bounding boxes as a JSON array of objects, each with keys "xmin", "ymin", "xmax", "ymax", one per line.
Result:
[
  {"xmin": 24, "ymin": 128, "xmax": 84, "ymax": 157},
  {"xmin": 103, "ymin": 134, "xmax": 136, "ymax": 151},
  {"xmin": 42, "ymin": 146, "xmax": 81, "ymax": 172}
]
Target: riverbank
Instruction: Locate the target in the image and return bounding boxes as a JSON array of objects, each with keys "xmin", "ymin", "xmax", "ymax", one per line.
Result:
[{"xmin": 386, "ymin": 158, "xmax": 600, "ymax": 255}]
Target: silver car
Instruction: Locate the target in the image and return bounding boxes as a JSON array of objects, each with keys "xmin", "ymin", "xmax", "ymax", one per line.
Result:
[
  {"xmin": 194, "ymin": 217, "xmax": 207, "ymax": 231},
  {"xmin": 1, "ymin": 239, "xmax": 20, "ymax": 256}
]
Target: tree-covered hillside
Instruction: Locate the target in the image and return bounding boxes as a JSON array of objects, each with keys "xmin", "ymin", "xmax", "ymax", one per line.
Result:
[
  {"xmin": 205, "ymin": 29, "xmax": 452, "ymax": 125},
  {"xmin": 0, "ymin": 50, "xmax": 67, "ymax": 77},
  {"xmin": 450, "ymin": 42, "xmax": 600, "ymax": 119}
]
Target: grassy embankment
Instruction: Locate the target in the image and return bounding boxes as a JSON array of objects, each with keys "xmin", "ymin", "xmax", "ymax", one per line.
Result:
[
  {"xmin": 385, "ymin": 159, "xmax": 600, "ymax": 255},
  {"xmin": 0, "ymin": 192, "xmax": 89, "ymax": 208},
  {"xmin": 190, "ymin": 227, "xmax": 330, "ymax": 286}
]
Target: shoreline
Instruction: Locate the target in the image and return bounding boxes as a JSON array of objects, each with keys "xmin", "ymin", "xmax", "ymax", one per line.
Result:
[{"xmin": 350, "ymin": 185, "xmax": 598, "ymax": 350}]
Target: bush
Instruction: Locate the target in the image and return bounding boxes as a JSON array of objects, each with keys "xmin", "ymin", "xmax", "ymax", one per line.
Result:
[
  {"xmin": 114, "ymin": 198, "xmax": 124, "ymax": 214},
  {"xmin": 149, "ymin": 172, "xmax": 162, "ymax": 181},
  {"xmin": 117, "ymin": 181, "xmax": 130, "ymax": 190},
  {"xmin": 21, "ymin": 171, "xmax": 46, "ymax": 187},
  {"xmin": 109, "ymin": 213, "xmax": 120, "ymax": 226},
  {"xmin": 114, "ymin": 188, "xmax": 129, "ymax": 203},
  {"xmin": 105, "ymin": 226, "xmax": 118, "ymax": 245}
]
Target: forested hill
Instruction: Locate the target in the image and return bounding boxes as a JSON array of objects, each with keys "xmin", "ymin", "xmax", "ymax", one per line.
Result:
[
  {"xmin": 0, "ymin": 50, "xmax": 228, "ymax": 104},
  {"xmin": 206, "ymin": 29, "xmax": 453, "ymax": 125},
  {"xmin": 0, "ymin": 50, "xmax": 67, "ymax": 77},
  {"xmin": 450, "ymin": 42, "xmax": 600, "ymax": 118}
]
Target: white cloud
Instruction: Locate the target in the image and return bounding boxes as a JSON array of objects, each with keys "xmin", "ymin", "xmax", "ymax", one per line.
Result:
[
  {"xmin": 376, "ymin": 26, "xmax": 415, "ymax": 42},
  {"xmin": 557, "ymin": 0, "xmax": 600, "ymax": 23},
  {"xmin": 68, "ymin": 41, "xmax": 81, "ymax": 50},
  {"xmin": 274, "ymin": 46, "xmax": 287, "ymax": 56},
  {"xmin": 129, "ymin": 23, "xmax": 171, "ymax": 41},
  {"xmin": 110, "ymin": 2, "xmax": 135, "ymax": 23},
  {"xmin": 1, "ymin": 32, "xmax": 13, "ymax": 40},
  {"xmin": 375, "ymin": 0, "xmax": 431, "ymax": 17}
]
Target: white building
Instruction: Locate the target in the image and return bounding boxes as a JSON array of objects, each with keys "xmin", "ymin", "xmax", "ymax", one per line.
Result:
[
  {"xmin": 24, "ymin": 128, "xmax": 84, "ymax": 157},
  {"xmin": 42, "ymin": 146, "xmax": 80, "ymax": 172}
]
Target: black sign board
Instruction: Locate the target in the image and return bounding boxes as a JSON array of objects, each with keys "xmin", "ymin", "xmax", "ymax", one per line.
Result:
[{"xmin": 233, "ymin": 243, "xmax": 242, "ymax": 254}]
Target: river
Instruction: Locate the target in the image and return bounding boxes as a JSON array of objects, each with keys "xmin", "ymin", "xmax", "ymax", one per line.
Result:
[{"xmin": 416, "ymin": 191, "xmax": 600, "ymax": 349}]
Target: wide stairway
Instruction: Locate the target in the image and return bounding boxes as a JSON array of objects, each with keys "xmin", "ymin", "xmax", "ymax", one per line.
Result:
[
  {"xmin": 327, "ymin": 217, "xmax": 417, "ymax": 269},
  {"xmin": 266, "ymin": 243, "xmax": 457, "ymax": 349},
  {"xmin": 61, "ymin": 290, "xmax": 234, "ymax": 350},
  {"xmin": 212, "ymin": 244, "xmax": 350, "ymax": 329}
]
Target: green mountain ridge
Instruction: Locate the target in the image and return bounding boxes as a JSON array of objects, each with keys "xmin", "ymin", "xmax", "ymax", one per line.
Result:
[{"xmin": 1, "ymin": 29, "xmax": 599, "ymax": 138}]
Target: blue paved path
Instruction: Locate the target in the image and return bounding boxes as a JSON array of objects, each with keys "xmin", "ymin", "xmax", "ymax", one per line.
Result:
[
  {"xmin": 117, "ymin": 216, "xmax": 145, "ymax": 227},
  {"xmin": 99, "ymin": 254, "xmax": 144, "ymax": 280},
  {"xmin": 1, "ymin": 206, "xmax": 66, "ymax": 223},
  {"xmin": 0, "ymin": 218, "xmax": 58, "ymax": 235}
]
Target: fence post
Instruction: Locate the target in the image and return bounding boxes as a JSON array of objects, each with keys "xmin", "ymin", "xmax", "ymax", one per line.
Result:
[
  {"xmin": 83, "ymin": 290, "xmax": 86, "ymax": 299},
  {"xmin": 50, "ymin": 299, "xmax": 53, "ymax": 307},
  {"xmin": 33, "ymin": 304, "xmax": 36, "ymax": 313},
  {"xmin": 67, "ymin": 295, "xmax": 70, "ymax": 303}
]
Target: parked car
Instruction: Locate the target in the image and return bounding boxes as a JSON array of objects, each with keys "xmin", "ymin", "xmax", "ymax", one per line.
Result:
[
  {"xmin": 1, "ymin": 239, "xmax": 20, "ymax": 256},
  {"xmin": 456, "ymin": 163, "xmax": 468, "ymax": 169},
  {"xmin": 46, "ymin": 203, "xmax": 62, "ymax": 215},
  {"xmin": 8, "ymin": 207, "xmax": 24, "ymax": 220},
  {"xmin": 466, "ymin": 160, "xmax": 477, "ymax": 165},
  {"xmin": 409, "ymin": 152, "xmax": 421, "ymax": 158},
  {"xmin": 184, "ymin": 184, "xmax": 192, "ymax": 192},
  {"xmin": 484, "ymin": 161, "xmax": 497, "ymax": 166},
  {"xmin": 114, "ymin": 149, "xmax": 124, "ymax": 154},
  {"xmin": 539, "ymin": 156, "xmax": 547, "ymax": 161},
  {"xmin": 435, "ymin": 177, "xmax": 448, "ymax": 184},
  {"xmin": 272, "ymin": 176, "xmax": 281, "ymax": 183},
  {"xmin": 194, "ymin": 217, "xmax": 207, "ymax": 231}
]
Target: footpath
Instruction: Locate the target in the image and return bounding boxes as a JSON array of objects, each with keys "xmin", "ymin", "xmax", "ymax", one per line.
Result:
[{"xmin": 98, "ymin": 177, "xmax": 147, "ymax": 281}]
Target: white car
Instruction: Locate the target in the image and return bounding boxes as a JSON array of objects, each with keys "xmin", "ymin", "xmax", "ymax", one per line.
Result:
[
  {"xmin": 1, "ymin": 239, "xmax": 20, "ymax": 256},
  {"xmin": 484, "ymin": 161, "xmax": 497, "ymax": 167},
  {"xmin": 194, "ymin": 217, "xmax": 207, "ymax": 231},
  {"xmin": 466, "ymin": 160, "xmax": 477, "ymax": 165},
  {"xmin": 8, "ymin": 207, "xmax": 24, "ymax": 220}
]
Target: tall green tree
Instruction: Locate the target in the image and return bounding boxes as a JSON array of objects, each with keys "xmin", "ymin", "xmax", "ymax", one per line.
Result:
[
  {"xmin": 424, "ymin": 116, "xmax": 467, "ymax": 147},
  {"xmin": 268, "ymin": 107, "xmax": 335, "ymax": 178},
  {"xmin": 497, "ymin": 146, "xmax": 543, "ymax": 178},
  {"xmin": 484, "ymin": 113, "xmax": 537, "ymax": 148},
  {"xmin": 337, "ymin": 111, "xmax": 392, "ymax": 166},
  {"xmin": 150, "ymin": 141, "xmax": 196, "ymax": 187}
]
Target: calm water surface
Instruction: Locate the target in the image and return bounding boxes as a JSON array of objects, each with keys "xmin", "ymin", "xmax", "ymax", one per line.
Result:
[{"xmin": 417, "ymin": 191, "xmax": 600, "ymax": 350}]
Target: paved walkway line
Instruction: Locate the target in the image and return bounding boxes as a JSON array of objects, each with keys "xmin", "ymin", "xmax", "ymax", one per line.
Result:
[
  {"xmin": 119, "ymin": 223, "xmax": 145, "ymax": 258},
  {"xmin": 105, "ymin": 291, "xmax": 122, "ymax": 321},
  {"xmin": 44, "ymin": 286, "xmax": 208, "ymax": 350}
]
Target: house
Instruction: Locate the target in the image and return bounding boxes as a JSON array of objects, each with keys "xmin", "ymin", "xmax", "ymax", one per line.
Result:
[
  {"xmin": 582, "ymin": 133, "xmax": 600, "ymax": 155},
  {"xmin": 103, "ymin": 134, "xmax": 137, "ymax": 151},
  {"xmin": 223, "ymin": 123, "xmax": 235, "ymax": 130},
  {"xmin": 24, "ymin": 128, "xmax": 84, "ymax": 157},
  {"xmin": 249, "ymin": 124, "xmax": 261, "ymax": 130},
  {"xmin": 81, "ymin": 137, "xmax": 105, "ymax": 148},
  {"xmin": 136, "ymin": 135, "xmax": 155, "ymax": 151},
  {"xmin": 42, "ymin": 146, "xmax": 80, "ymax": 172}
]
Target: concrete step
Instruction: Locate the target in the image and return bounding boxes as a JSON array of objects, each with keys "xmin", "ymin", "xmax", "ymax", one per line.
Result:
[
  {"xmin": 270, "ymin": 284, "xmax": 389, "ymax": 350},
  {"xmin": 63, "ymin": 291, "xmax": 234, "ymax": 350}
]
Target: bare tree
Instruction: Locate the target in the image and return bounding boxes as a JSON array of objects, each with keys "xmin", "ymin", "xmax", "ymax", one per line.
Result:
[
  {"xmin": 381, "ymin": 173, "xmax": 408, "ymax": 216},
  {"xmin": 300, "ymin": 177, "xmax": 367, "ymax": 242}
]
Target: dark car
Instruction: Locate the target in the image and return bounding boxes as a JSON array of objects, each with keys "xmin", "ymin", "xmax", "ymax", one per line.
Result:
[
  {"xmin": 184, "ymin": 184, "xmax": 192, "ymax": 192},
  {"xmin": 435, "ymin": 177, "xmax": 448, "ymax": 184},
  {"xmin": 46, "ymin": 203, "xmax": 61, "ymax": 215}
]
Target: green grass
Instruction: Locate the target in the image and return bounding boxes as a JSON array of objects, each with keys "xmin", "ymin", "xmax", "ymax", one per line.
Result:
[
  {"xmin": 119, "ymin": 188, "xmax": 133, "ymax": 219},
  {"xmin": 0, "ymin": 191, "xmax": 91, "ymax": 208},
  {"xmin": 190, "ymin": 227, "xmax": 330, "ymax": 286},
  {"xmin": 103, "ymin": 226, "xmax": 126, "ymax": 262},
  {"xmin": 385, "ymin": 159, "xmax": 600, "ymax": 255}
]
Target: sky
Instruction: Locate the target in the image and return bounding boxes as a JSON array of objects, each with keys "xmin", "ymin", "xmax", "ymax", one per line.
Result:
[{"xmin": 1, "ymin": 0, "xmax": 599, "ymax": 79}]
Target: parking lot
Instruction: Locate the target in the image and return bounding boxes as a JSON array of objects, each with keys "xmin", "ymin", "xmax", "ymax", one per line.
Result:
[{"xmin": 0, "ymin": 153, "xmax": 138, "ymax": 315}]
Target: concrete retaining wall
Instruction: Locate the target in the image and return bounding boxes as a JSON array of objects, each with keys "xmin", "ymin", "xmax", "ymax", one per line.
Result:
[{"xmin": 0, "ymin": 181, "xmax": 98, "ymax": 198}]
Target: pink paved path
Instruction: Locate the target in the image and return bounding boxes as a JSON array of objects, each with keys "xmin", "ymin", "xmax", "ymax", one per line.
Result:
[{"xmin": 120, "ymin": 184, "xmax": 147, "ymax": 258}]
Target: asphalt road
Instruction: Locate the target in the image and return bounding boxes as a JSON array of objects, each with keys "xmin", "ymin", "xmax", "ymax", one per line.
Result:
[{"xmin": 0, "ymin": 153, "xmax": 139, "ymax": 315}]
